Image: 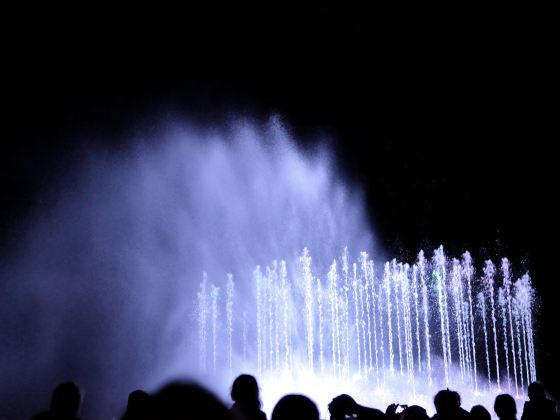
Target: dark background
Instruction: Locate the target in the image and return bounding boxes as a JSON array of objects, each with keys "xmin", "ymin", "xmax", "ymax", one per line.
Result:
[{"xmin": 2, "ymin": 4, "xmax": 558, "ymax": 403}]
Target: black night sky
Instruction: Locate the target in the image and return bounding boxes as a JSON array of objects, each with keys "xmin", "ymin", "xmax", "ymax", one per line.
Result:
[{"xmin": 2, "ymin": 5, "xmax": 558, "ymax": 415}]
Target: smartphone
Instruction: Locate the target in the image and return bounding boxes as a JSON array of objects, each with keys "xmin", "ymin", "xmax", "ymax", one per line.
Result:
[{"xmin": 395, "ymin": 404, "xmax": 407, "ymax": 414}]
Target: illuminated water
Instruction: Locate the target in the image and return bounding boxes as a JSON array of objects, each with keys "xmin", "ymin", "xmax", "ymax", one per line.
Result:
[
  {"xmin": 0, "ymin": 118, "xmax": 539, "ymax": 418},
  {"xmin": 198, "ymin": 247, "xmax": 537, "ymax": 416}
]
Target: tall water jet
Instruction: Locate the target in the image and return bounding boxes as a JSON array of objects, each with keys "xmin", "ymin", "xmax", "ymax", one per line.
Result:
[
  {"xmin": 385, "ymin": 261, "xmax": 395, "ymax": 376},
  {"xmin": 226, "ymin": 274, "xmax": 234, "ymax": 374},
  {"xmin": 483, "ymin": 261, "xmax": 500, "ymax": 390},
  {"xmin": 478, "ymin": 291, "xmax": 491, "ymax": 389},
  {"xmin": 301, "ymin": 248, "xmax": 315, "ymax": 373},
  {"xmin": 211, "ymin": 284, "xmax": 220, "ymax": 374},
  {"xmin": 419, "ymin": 251, "xmax": 432, "ymax": 384},
  {"xmin": 498, "ymin": 287, "xmax": 511, "ymax": 392},
  {"xmin": 342, "ymin": 248, "xmax": 351, "ymax": 379},
  {"xmin": 317, "ymin": 277, "xmax": 325, "ymax": 375},
  {"xmin": 464, "ymin": 251, "xmax": 478, "ymax": 392},
  {"xmin": 502, "ymin": 258, "xmax": 519, "ymax": 396},
  {"xmin": 353, "ymin": 262, "xmax": 362, "ymax": 375},
  {"xmin": 197, "ymin": 273, "xmax": 209, "ymax": 372}
]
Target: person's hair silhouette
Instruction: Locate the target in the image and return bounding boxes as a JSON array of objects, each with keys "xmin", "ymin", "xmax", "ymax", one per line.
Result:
[
  {"xmin": 152, "ymin": 381, "xmax": 231, "ymax": 420},
  {"xmin": 50, "ymin": 382, "xmax": 81, "ymax": 419},
  {"xmin": 271, "ymin": 394, "xmax": 319, "ymax": 420},
  {"xmin": 121, "ymin": 389, "xmax": 150, "ymax": 420},
  {"xmin": 31, "ymin": 381, "xmax": 82, "ymax": 420},
  {"xmin": 401, "ymin": 405, "xmax": 429, "ymax": 420},
  {"xmin": 494, "ymin": 394, "xmax": 517, "ymax": 420},
  {"xmin": 230, "ymin": 374, "xmax": 266, "ymax": 420},
  {"xmin": 432, "ymin": 389, "xmax": 470, "ymax": 419},
  {"xmin": 470, "ymin": 404, "xmax": 491, "ymax": 420}
]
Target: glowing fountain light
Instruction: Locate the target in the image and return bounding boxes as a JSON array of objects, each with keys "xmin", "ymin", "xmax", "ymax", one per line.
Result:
[{"xmin": 198, "ymin": 247, "xmax": 537, "ymax": 416}]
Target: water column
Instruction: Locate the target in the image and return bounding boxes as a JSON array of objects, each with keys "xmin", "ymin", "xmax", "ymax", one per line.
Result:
[
  {"xmin": 463, "ymin": 251, "xmax": 478, "ymax": 392},
  {"xmin": 519, "ymin": 274, "xmax": 536, "ymax": 382},
  {"xmin": 498, "ymin": 287, "xmax": 511, "ymax": 391},
  {"xmin": 384, "ymin": 262, "xmax": 394, "ymax": 376},
  {"xmin": 197, "ymin": 273, "xmax": 208, "ymax": 372},
  {"xmin": 273, "ymin": 262, "xmax": 281, "ymax": 371},
  {"xmin": 419, "ymin": 251, "xmax": 431, "ymax": 384},
  {"xmin": 451, "ymin": 260, "xmax": 466, "ymax": 380},
  {"xmin": 266, "ymin": 266, "xmax": 274, "ymax": 372},
  {"xmin": 434, "ymin": 248, "xmax": 450, "ymax": 386},
  {"xmin": 280, "ymin": 260, "xmax": 290, "ymax": 372},
  {"xmin": 478, "ymin": 291, "xmax": 491, "ymax": 389},
  {"xmin": 226, "ymin": 274, "xmax": 234, "ymax": 374},
  {"xmin": 328, "ymin": 260, "xmax": 340, "ymax": 377},
  {"xmin": 317, "ymin": 278, "xmax": 325, "ymax": 375},
  {"xmin": 393, "ymin": 260, "xmax": 403, "ymax": 376},
  {"xmin": 342, "ymin": 248, "xmax": 351, "ymax": 379},
  {"xmin": 514, "ymin": 296, "xmax": 525, "ymax": 392},
  {"xmin": 484, "ymin": 261, "xmax": 500, "ymax": 390},
  {"xmin": 412, "ymin": 264, "xmax": 422, "ymax": 374},
  {"xmin": 359, "ymin": 262, "xmax": 368, "ymax": 375},
  {"xmin": 402, "ymin": 264, "xmax": 414, "ymax": 384},
  {"xmin": 361, "ymin": 253, "xmax": 373, "ymax": 373},
  {"xmin": 255, "ymin": 266, "xmax": 263, "ymax": 377},
  {"xmin": 351, "ymin": 262, "xmax": 361, "ymax": 375},
  {"xmin": 502, "ymin": 258, "xmax": 518, "ymax": 396},
  {"xmin": 377, "ymin": 277, "xmax": 386, "ymax": 382},
  {"xmin": 368, "ymin": 259, "xmax": 380, "ymax": 386},
  {"xmin": 211, "ymin": 284, "xmax": 220, "ymax": 374},
  {"xmin": 301, "ymin": 248, "xmax": 315, "ymax": 373}
]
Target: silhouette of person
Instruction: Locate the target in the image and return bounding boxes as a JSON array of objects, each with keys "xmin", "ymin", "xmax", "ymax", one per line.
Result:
[
  {"xmin": 401, "ymin": 405, "xmax": 430, "ymax": 420},
  {"xmin": 431, "ymin": 389, "xmax": 470, "ymax": 420},
  {"xmin": 121, "ymin": 389, "xmax": 151, "ymax": 420},
  {"xmin": 151, "ymin": 381, "xmax": 231, "ymax": 419},
  {"xmin": 521, "ymin": 382, "xmax": 557, "ymax": 420},
  {"xmin": 230, "ymin": 374, "xmax": 267, "ymax": 420},
  {"xmin": 494, "ymin": 394, "xmax": 517, "ymax": 420},
  {"xmin": 271, "ymin": 394, "xmax": 319, "ymax": 420},
  {"xmin": 328, "ymin": 394, "xmax": 387, "ymax": 420},
  {"xmin": 31, "ymin": 381, "xmax": 81, "ymax": 420},
  {"xmin": 470, "ymin": 404, "xmax": 491, "ymax": 420}
]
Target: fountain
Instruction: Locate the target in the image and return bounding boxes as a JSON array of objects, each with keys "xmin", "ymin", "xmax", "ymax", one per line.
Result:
[
  {"xmin": 0, "ymin": 118, "xmax": 541, "ymax": 418},
  {"xmin": 198, "ymin": 247, "xmax": 537, "ymax": 415}
]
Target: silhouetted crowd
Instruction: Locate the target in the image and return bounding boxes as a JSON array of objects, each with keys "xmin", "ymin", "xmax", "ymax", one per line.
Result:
[{"xmin": 30, "ymin": 376, "xmax": 558, "ymax": 420}]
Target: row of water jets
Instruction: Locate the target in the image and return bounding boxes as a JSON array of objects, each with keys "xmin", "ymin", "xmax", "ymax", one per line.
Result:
[{"xmin": 197, "ymin": 247, "xmax": 536, "ymax": 396}]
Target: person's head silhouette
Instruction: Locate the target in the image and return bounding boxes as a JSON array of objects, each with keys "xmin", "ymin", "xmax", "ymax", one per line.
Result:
[
  {"xmin": 470, "ymin": 404, "xmax": 491, "ymax": 420},
  {"xmin": 433, "ymin": 389, "xmax": 460, "ymax": 415},
  {"xmin": 152, "ymin": 382, "xmax": 230, "ymax": 419},
  {"xmin": 527, "ymin": 382, "xmax": 545, "ymax": 401},
  {"xmin": 494, "ymin": 394, "xmax": 517, "ymax": 419},
  {"xmin": 231, "ymin": 374, "xmax": 261, "ymax": 409},
  {"xmin": 122, "ymin": 389, "xmax": 150, "ymax": 419},
  {"xmin": 50, "ymin": 382, "xmax": 81, "ymax": 418},
  {"xmin": 402, "ymin": 404, "xmax": 430, "ymax": 420},
  {"xmin": 271, "ymin": 394, "xmax": 319, "ymax": 420}
]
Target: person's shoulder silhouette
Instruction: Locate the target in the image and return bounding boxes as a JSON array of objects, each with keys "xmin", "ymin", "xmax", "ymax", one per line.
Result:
[{"xmin": 521, "ymin": 382, "xmax": 557, "ymax": 420}]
